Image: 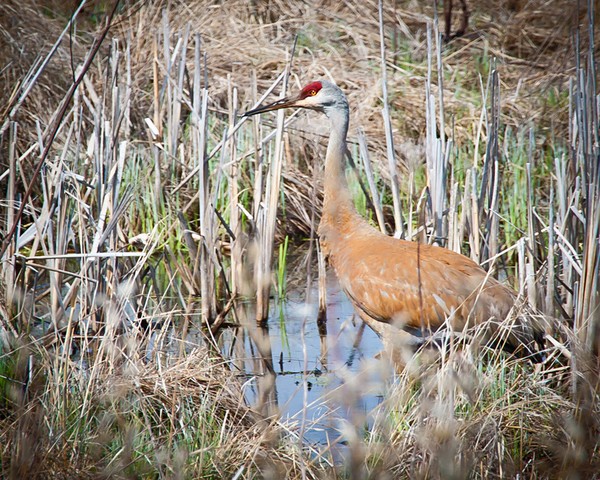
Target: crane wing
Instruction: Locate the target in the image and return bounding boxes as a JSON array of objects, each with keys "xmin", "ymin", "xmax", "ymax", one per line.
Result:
[{"xmin": 328, "ymin": 230, "xmax": 516, "ymax": 333}]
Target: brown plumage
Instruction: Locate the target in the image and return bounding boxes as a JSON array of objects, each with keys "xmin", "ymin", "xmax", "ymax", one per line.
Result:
[{"xmin": 244, "ymin": 80, "xmax": 544, "ymax": 362}]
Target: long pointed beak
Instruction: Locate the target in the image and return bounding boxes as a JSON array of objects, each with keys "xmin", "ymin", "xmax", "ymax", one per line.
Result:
[{"xmin": 243, "ymin": 94, "xmax": 301, "ymax": 117}]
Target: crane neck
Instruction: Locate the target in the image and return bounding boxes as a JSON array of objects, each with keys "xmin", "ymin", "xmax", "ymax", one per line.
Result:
[
  {"xmin": 322, "ymin": 106, "xmax": 354, "ymax": 219},
  {"xmin": 318, "ymin": 96, "xmax": 372, "ymax": 258}
]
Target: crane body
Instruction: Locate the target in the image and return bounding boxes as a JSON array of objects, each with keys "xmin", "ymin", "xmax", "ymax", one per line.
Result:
[{"xmin": 244, "ymin": 80, "xmax": 543, "ymax": 361}]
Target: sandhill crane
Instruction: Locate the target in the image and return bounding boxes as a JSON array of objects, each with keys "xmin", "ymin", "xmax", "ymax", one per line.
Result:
[{"xmin": 244, "ymin": 80, "xmax": 544, "ymax": 363}]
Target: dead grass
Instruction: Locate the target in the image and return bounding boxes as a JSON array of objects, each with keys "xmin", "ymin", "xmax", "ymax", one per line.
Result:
[
  {"xmin": 1, "ymin": 0, "xmax": 579, "ymax": 185},
  {"xmin": 0, "ymin": 337, "xmax": 312, "ymax": 479},
  {"xmin": 367, "ymin": 346, "xmax": 599, "ymax": 479},
  {"xmin": 0, "ymin": 1, "xmax": 89, "ymax": 140},
  {"xmin": 0, "ymin": 0, "xmax": 598, "ymax": 478},
  {"xmin": 114, "ymin": 0, "xmax": 578, "ymax": 143}
]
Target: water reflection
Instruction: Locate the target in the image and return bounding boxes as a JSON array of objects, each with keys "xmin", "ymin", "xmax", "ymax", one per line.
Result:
[{"xmin": 219, "ymin": 274, "xmax": 386, "ymax": 450}]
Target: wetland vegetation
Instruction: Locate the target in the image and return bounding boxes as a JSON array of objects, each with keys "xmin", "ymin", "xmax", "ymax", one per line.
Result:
[{"xmin": 0, "ymin": 0, "xmax": 598, "ymax": 478}]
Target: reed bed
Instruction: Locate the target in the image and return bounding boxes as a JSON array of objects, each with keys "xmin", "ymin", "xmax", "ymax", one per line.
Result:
[{"xmin": 0, "ymin": 0, "xmax": 598, "ymax": 478}]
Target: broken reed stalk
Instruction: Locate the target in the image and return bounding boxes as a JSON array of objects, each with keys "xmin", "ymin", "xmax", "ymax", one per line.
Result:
[
  {"xmin": 572, "ymin": 12, "xmax": 600, "ymax": 349},
  {"xmin": 250, "ymin": 72, "xmax": 265, "ymax": 222},
  {"xmin": 554, "ymin": 153, "xmax": 574, "ymax": 317},
  {"xmin": 545, "ymin": 185, "xmax": 555, "ymax": 316},
  {"xmin": 468, "ymin": 166, "xmax": 481, "ymax": 263},
  {"xmin": 192, "ymin": 33, "xmax": 218, "ymax": 323},
  {"xmin": 465, "ymin": 66, "xmax": 506, "ymax": 268},
  {"xmin": 447, "ymin": 180, "xmax": 460, "ymax": 253},
  {"xmin": 480, "ymin": 69, "xmax": 500, "ymax": 268},
  {"xmin": 378, "ymin": 0, "xmax": 404, "ymax": 238},
  {"xmin": 227, "ymin": 76, "xmax": 242, "ymax": 298},
  {"xmin": 358, "ymin": 128, "xmax": 386, "ymax": 234},
  {"xmin": 525, "ymin": 160, "xmax": 537, "ymax": 308},
  {"xmin": 253, "ymin": 65, "xmax": 291, "ymax": 323},
  {"xmin": 4, "ymin": 123, "xmax": 17, "ymax": 307},
  {"xmin": 425, "ymin": 21, "xmax": 448, "ymax": 246}
]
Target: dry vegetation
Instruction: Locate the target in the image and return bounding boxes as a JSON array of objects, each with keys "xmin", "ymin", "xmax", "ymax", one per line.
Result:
[{"xmin": 0, "ymin": 0, "xmax": 599, "ymax": 478}]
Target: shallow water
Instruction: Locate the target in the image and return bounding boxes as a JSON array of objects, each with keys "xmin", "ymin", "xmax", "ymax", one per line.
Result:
[{"xmin": 218, "ymin": 273, "xmax": 388, "ymax": 452}]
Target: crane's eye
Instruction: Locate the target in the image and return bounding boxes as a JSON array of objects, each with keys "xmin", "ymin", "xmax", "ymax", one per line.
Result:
[{"xmin": 308, "ymin": 89, "xmax": 317, "ymax": 96}]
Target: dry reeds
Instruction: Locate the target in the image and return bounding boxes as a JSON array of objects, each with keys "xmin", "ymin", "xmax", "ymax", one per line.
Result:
[{"xmin": 0, "ymin": 0, "xmax": 598, "ymax": 478}]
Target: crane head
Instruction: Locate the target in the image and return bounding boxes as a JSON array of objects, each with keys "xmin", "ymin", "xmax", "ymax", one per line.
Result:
[{"xmin": 243, "ymin": 80, "xmax": 347, "ymax": 117}]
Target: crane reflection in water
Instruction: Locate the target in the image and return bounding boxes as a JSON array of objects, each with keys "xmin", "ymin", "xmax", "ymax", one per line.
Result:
[{"xmin": 219, "ymin": 274, "xmax": 388, "ymax": 450}]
